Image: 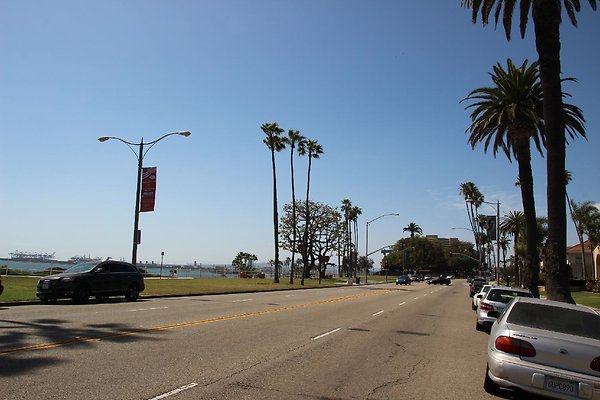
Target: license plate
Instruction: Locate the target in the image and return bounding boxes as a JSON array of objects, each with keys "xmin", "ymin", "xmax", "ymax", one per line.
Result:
[
  {"xmin": 42, "ymin": 281, "xmax": 49, "ymax": 290},
  {"xmin": 545, "ymin": 376, "xmax": 578, "ymax": 396}
]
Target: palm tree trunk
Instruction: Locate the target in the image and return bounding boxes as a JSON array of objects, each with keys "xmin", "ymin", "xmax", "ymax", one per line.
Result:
[
  {"xmin": 567, "ymin": 196, "xmax": 587, "ymax": 279},
  {"xmin": 271, "ymin": 149, "xmax": 280, "ymax": 283},
  {"xmin": 532, "ymin": 1, "xmax": 574, "ymax": 303},
  {"xmin": 515, "ymin": 138, "xmax": 540, "ymax": 298},
  {"xmin": 301, "ymin": 156, "xmax": 313, "ymax": 285},
  {"xmin": 290, "ymin": 152, "xmax": 297, "ymax": 285}
]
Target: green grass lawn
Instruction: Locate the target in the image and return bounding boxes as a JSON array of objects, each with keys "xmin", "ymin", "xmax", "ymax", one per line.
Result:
[
  {"xmin": 3, "ymin": 275, "xmax": 599, "ymax": 309},
  {"xmin": 0, "ymin": 275, "xmax": 358, "ymax": 302}
]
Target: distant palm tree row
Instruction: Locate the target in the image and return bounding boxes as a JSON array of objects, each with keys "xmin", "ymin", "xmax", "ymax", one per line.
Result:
[
  {"xmin": 460, "ymin": 0, "xmax": 597, "ymax": 304},
  {"xmin": 261, "ymin": 122, "xmax": 323, "ymax": 284}
]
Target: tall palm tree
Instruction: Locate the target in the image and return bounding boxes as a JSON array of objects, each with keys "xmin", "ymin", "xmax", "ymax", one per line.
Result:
[
  {"xmin": 572, "ymin": 200, "xmax": 600, "ymax": 278},
  {"xmin": 459, "ymin": 182, "xmax": 485, "ymax": 266},
  {"xmin": 565, "ymin": 170, "xmax": 588, "ymax": 278},
  {"xmin": 403, "ymin": 222, "xmax": 423, "ymax": 238},
  {"xmin": 261, "ymin": 122, "xmax": 286, "ymax": 283},
  {"xmin": 501, "ymin": 210, "xmax": 525, "ymax": 285},
  {"xmin": 463, "ymin": 59, "xmax": 585, "ymax": 298},
  {"xmin": 462, "ymin": 0, "xmax": 596, "ymax": 304},
  {"xmin": 284, "ymin": 130, "xmax": 306, "ymax": 284},
  {"xmin": 299, "ymin": 139, "xmax": 323, "ymax": 285}
]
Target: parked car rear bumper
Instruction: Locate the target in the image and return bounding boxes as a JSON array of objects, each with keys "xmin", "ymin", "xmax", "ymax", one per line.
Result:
[{"xmin": 488, "ymin": 351, "xmax": 600, "ymax": 399}]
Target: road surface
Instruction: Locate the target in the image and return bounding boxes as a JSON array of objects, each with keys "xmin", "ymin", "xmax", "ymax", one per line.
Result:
[{"xmin": 0, "ymin": 280, "xmax": 513, "ymax": 399}]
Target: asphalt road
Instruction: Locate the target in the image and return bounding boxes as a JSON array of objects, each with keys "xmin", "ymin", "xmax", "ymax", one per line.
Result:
[{"xmin": 0, "ymin": 280, "xmax": 512, "ymax": 400}]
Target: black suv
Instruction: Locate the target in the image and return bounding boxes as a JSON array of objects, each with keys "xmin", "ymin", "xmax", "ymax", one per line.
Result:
[{"xmin": 37, "ymin": 260, "xmax": 145, "ymax": 303}]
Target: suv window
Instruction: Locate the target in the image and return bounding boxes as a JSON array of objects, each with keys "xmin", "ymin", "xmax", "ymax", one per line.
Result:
[
  {"xmin": 108, "ymin": 263, "xmax": 135, "ymax": 273},
  {"xmin": 486, "ymin": 289, "xmax": 532, "ymax": 303}
]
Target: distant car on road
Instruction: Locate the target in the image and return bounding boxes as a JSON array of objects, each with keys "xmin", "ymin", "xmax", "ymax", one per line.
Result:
[
  {"xmin": 476, "ymin": 287, "xmax": 532, "ymax": 332},
  {"xmin": 428, "ymin": 276, "xmax": 451, "ymax": 285},
  {"xmin": 485, "ymin": 297, "xmax": 600, "ymax": 399},
  {"xmin": 36, "ymin": 259, "xmax": 145, "ymax": 304},
  {"xmin": 395, "ymin": 275, "xmax": 411, "ymax": 285}
]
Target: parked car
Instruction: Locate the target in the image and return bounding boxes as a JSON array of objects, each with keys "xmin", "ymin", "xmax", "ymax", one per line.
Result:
[
  {"xmin": 0, "ymin": 275, "xmax": 3, "ymax": 296},
  {"xmin": 36, "ymin": 259, "xmax": 145, "ymax": 304},
  {"xmin": 424, "ymin": 275, "xmax": 434, "ymax": 284},
  {"xmin": 476, "ymin": 286, "xmax": 533, "ymax": 332},
  {"xmin": 395, "ymin": 275, "xmax": 411, "ymax": 285},
  {"xmin": 469, "ymin": 278, "xmax": 487, "ymax": 297},
  {"xmin": 485, "ymin": 297, "xmax": 600, "ymax": 399},
  {"xmin": 472, "ymin": 284, "xmax": 493, "ymax": 310},
  {"xmin": 428, "ymin": 276, "xmax": 451, "ymax": 285}
]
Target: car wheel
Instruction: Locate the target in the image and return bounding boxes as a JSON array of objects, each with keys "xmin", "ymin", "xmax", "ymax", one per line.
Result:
[
  {"xmin": 73, "ymin": 285, "xmax": 91, "ymax": 304},
  {"xmin": 483, "ymin": 365, "xmax": 501, "ymax": 394},
  {"xmin": 472, "ymin": 302, "xmax": 477, "ymax": 311},
  {"xmin": 475, "ymin": 321, "xmax": 484, "ymax": 331},
  {"xmin": 125, "ymin": 284, "xmax": 140, "ymax": 302}
]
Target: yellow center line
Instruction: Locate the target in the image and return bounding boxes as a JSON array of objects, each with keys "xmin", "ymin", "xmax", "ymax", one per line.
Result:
[{"xmin": 1, "ymin": 289, "xmax": 393, "ymax": 356}]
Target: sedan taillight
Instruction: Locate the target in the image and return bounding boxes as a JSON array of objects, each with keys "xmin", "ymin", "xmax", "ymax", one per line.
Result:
[
  {"xmin": 479, "ymin": 302, "xmax": 494, "ymax": 311},
  {"xmin": 590, "ymin": 356, "xmax": 600, "ymax": 372},
  {"xmin": 495, "ymin": 336, "xmax": 536, "ymax": 357}
]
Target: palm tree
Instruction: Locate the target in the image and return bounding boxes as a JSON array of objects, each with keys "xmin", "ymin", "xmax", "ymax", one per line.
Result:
[
  {"xmin": 459, "ymin": 182, "xmax": 485, "ymax": 266},
  {"xmin": 565, "ymin": 170, "xmax": 588, "ymax": 278},
  {"xmin": 501, "ymin": 210, "xmax": 525, "ymax": 285},
  {"xmin": 284, "ymin": 130, "xmax": 306, "ymax": 284},
  {"xmin": 463, "ymin": 59, "xmax": 585, "ymax": 298},
  {"xmin": 403, "ymin": 222, "xmax": 423, "ymax": 238},
  {"xmin": 571, "ymin": 200, "xmax": 600, "ymax": 279},
  {"xmin": 461, "ymin": 0, "xmax": 596, "ymax": 304},
  {"xmin": 299, "ymin": 139, "xmax": 323, "ymax": 285},
  {"xmin": 261, "ymin": 122, "xmax": 286, "ymax": 283}
]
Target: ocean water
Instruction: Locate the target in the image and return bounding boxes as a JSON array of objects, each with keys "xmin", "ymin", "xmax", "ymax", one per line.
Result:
[{"xmin": 0, "ymin": 259, "xmax": 240, "ymax": 279}]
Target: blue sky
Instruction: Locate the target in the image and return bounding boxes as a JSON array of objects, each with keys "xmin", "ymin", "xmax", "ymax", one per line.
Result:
[{"xmin": 1, "ymin": 1, "xmax": 598, "ymax": 267}]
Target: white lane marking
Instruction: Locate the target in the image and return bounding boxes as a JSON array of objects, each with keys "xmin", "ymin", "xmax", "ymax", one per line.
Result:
[
  {"xmin": 232, "ymin": 299, "xmax": 252, "ymax": 303},
  {"xmin": 148, "ymin": 383, "xmax": 198, "ymax": 400},
  {"xmin": 414, "ymin": 297, "xmax": 419, "ymax": 300},
  {"xmin": 372, "ymin": 310, "xmax": 384, "ymax": 316},
  {"xmin": 285, "ymin": 294, "xmax": 295, "ymax": 297},
  {"xmin": 311, "ymin": 328, "xmax": 341, "ymax": 341},
  {"xmin": 399, "ymin": 301, "xmax": 406, "ymax": 306},
  {"xmin": 128, "ymin": 307, "xmax": 169, "ymax": 312}
]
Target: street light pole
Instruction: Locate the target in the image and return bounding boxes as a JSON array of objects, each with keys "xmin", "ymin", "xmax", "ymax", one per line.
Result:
[
  {"xmin": 98, "ymin": 131, "xmax": 191, "ymax": 266},
  {"xmin": 365, "ymin": 213, "xmax": 399, "ymax": 284}
]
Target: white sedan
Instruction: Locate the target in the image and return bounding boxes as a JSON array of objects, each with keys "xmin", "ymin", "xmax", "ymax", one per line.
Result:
[
  {"xmin": 485, "ymin": 296, "xmax": 600, "ymax": 399},
  {"xmin": 471, "ymin": 284, "xmax": 493, "ymax": 310}
]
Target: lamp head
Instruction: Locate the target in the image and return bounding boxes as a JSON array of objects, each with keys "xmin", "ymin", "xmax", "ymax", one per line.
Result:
[
  {"xmin": 178, "ymin": 131, "xmax": 191, "ymax": 137},
  {"xmin": 98, "ymin": 136, "xmax": 110, "ymax": 142}
]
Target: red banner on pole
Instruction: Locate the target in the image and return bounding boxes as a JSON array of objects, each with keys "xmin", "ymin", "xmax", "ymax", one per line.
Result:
[{"xmin": 140, "ymin": 167, "xmax": 157, "ymax": 212}]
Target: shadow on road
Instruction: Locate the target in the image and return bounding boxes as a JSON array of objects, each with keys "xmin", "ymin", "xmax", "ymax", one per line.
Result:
[{"xmin": 0, "ymin": 313, "xmax": 166, "ymax": 376}]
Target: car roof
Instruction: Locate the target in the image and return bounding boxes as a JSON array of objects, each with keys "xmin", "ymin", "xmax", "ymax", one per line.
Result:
[{"xmin": 488, "ymin": 286, "xmax": 531, "ymax": 294}]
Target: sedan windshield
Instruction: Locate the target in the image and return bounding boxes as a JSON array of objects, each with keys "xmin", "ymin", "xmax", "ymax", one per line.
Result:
[{"xmin": 64, "ymin": 261, "xmax": 100, "ymax": 274}]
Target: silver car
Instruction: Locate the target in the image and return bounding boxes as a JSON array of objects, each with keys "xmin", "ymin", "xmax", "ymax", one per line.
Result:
[
  {"xmin": 485, "ymin": 297, "xmax": 600, "ymax": 399},
  {"xmin": 476, "ymin": 286, "xmax": 533, "ymax": 331}
]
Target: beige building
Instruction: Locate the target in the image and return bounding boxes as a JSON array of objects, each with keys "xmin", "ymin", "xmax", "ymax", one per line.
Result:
[{"xmin": 566, "ymin": 240, "xmax": 598, "ymax": 280}]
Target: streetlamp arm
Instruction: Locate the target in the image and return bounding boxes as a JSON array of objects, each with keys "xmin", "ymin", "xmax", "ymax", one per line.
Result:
[
  {"xmin": 367, "ymin": 213, "xmax": 400, "ymax": 226},
  {"xmin": 143, "ymin": 131, "xmax": 192, "ymax": 158}
]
